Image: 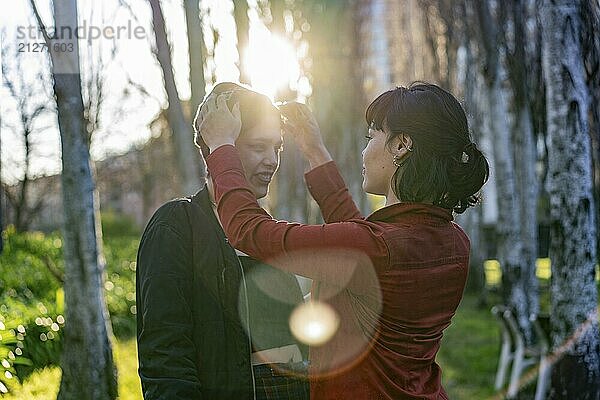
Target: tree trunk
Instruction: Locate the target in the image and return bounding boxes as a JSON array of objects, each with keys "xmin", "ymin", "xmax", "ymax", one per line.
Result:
[
  {"xmin": 184, "ymin": 0, "xmax": 207, "ymax": 112},
  {"xmin": 486, "ymin": 78, "xmax": 533, "ymax": 341},
  {"xmin": 184, "ymin": 0, "xmax": 207, "ymax": 180},
  {"xmin": 507, "ymin": 0, "xmax": 540, "ymax": 329},
  {"xmin": 460, "ymin": 25, "xmax": 487, "ymax": 302},
  {"xmin": 303, "ymin": 0, "xmax": 368, "ymax": 214},
  {"xmin": 581, "ymin": 0, "xmax": 600, "ymax": 268},
  {"xmin": 0, "ymin": 123, "xmax": 3, "ymax": 254},
  {"xmin": 269, "ymin": 0, "xmax": 286, "ymax": 36},
  {"xmin": 14, "ymin": 124, "xmax": 32, "ymax": 232},
  {"xmin": 474, "ymin": 0, "xmax": 535, "ymax": 343},
  {"xmin": 233, "ymin": 0, "xmax": 251, "ymax": 84},
  {"xmin": 149, "ymin": 0, "xmax": 203, "ymax": 195},
  {"xmin": 513, "ymin": 103, "xmax": 540, "ymax": 316},
  {"xmin": 542, "ymin": 0, "xmax": 600, "ymax": 397},
  {"xmin": 33, "ymin": 0, "xmax": 118, "ymax": 398}
]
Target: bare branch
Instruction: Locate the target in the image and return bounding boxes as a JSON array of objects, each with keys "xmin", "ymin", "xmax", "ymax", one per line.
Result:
[
  {"xmin": 42, "ymin": 254, "xmax": 65, "ymax": 284},
  {"xmin": 28, "ymin": 0, "xmax": 51, "ymax": 46}
]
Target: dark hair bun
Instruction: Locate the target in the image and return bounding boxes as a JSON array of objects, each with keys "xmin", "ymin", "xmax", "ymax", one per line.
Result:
[
  {"xmin": 366, "ymin": 82, "xmax": 490, "ymax": 213},
  {"xmin": 446, "ymin": 141, "xmax": 489, "ymax": 213}
]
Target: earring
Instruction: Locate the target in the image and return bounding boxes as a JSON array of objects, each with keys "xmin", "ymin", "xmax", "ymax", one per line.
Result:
[{"xmin": 393, "ymin": 155, "xmax": 404, "ymax": 167}]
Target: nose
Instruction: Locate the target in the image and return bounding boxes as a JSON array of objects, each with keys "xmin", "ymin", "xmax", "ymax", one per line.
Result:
[{"xmin": 263, "ymin": 150, "xmax": 279, "ymax": 168}]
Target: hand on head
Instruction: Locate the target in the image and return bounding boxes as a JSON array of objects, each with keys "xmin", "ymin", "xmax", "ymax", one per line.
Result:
[
  {"xmin": 279, "ymin": 101, "xmax": 324, "ymax": 155},
  {"xmin": 279, "ymin": 101, "xmax": 332, "ymax": 169},
  {"xmin": 198, "ymin": 91, "xmax": 242, "ymax": 153}
]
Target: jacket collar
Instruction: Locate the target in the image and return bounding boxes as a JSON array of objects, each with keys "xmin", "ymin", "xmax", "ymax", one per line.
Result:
[
  {"xmin": 191, "ymin": 183, "xmax": 212, "ymax": 209},
  {"xmin": 366, "ymin": 202, "xmax": 453, "ymax": 223},
  {"xmin": 190, "ymin": 184, "xmax": 225, "ymax": 231}
]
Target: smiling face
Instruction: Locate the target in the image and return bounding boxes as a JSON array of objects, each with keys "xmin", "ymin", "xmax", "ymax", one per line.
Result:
[
  {"xmin": 361, "ymin": 128, "xmax": 397, "ymax": 196},
  {"xmin": 235, "ymin": 112, "xmax": 283, "ymax": 199}
]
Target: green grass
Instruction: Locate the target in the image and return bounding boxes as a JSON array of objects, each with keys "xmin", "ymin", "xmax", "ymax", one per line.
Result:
[
  {"xmin": 114, "ymin": 338, "xmax": 143, "ymax": 400},
  {"xmin": 438, "ymin": 294, "xmax": 499, "ymax": 399},
  {"xmin": 1, "ymin": 339, "xmax": 142, "ymax": 400},
  {"xmin": 0, "ymin": 367, "xmax": 60, "ymax": 400},
  {"xmin": 1, "ymin": 295, "xmax": 503, "ymax": 399}
]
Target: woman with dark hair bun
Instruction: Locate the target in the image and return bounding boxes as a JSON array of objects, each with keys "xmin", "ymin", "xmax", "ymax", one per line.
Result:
[
  {"xmin": 364, "ymin": 82, "xmax": 489, "ymax": 213},
  {"xmin": 196, "ymin": 83, "xmax": 489, "ymax": 399}
]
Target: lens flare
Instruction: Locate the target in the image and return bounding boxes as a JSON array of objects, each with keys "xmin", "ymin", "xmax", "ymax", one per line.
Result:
[
  {"xmin": 244, "ymin": 28, "xmax": 299, "ymax": 100},
  {"xmin": 289, "ymin": 301, "xmax": 339, "ymax": 346}
]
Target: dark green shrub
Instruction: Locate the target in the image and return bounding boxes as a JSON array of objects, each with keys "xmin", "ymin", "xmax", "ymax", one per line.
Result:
[
  {"xmin": 101, "ymin": 210, "xmax": 141, "ymax": 238},
  {"xmin": 0, "ymin": 226, "xmax": 63, "ymax": 302},
  {"xmin": 0, "ymin": 300, "xmax": 63, "ymax": 392},
  {"xmin": 0, "ymin": 220, "xmax": 140, "ymax": 386},
  {"xmin": 0, "ymin": 316, "xmax": 33, "ymax": 394},
  {"xmin": 103, "ymin": 234, "xmax": 139, "ymax": 338}
]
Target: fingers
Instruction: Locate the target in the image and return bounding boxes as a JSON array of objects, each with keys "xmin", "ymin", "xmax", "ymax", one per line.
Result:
[
  {"xmin": 296, "ymin": 103, "xmax": 314, "ymax": 122},
  {"xmin": 216, "ymin": 92, "xmax": 232, "ymax": 113},
  {"xmin": 279, "ymin": 101, "xmax": 302, "ymax": 119},
  {"xmin": 282, "ymin": 102, "xmax": 314, "ymax": 124},
  {"xmin": 205, "ymin": 94, "xmax": 218, "ymax": 114},
  {"xmin": 232, "ymin": 102, "xmax": 241, "ymax": 120}
]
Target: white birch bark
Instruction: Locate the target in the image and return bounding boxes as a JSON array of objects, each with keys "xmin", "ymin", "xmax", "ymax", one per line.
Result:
[
  {"xmin": 542, "ymin": 0, "xmax": 600, "ymax": 396},
  {"xmin": 513, "ymin": 104, "xmax": 540, "ymax": 320},
  {"xmin": 474, "ymin": 0, "xmax": 534, "ymax": 343},
  {"xmin": 29, "ymin": 0, "xmax": 118, "ymax": 398},
  {"xmin": 487, "ymin": 77, "xmax": 533, "ymax": 341},
  {"xmin": 459, "ymin": 30, "xmax": 488, "ymax": 299}
]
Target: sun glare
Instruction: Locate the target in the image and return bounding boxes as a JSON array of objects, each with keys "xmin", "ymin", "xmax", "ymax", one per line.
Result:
[
  {"xmin": 244, "ymin": 27, "xmax": 300, "ymax": 100},
  {"xmin": 289, "ymin": 301, "xmax": 340, "ymax": 346}
]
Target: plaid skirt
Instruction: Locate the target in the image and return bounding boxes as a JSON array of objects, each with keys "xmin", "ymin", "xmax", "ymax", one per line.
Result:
[{"xmin": 253, "ymin": 362, "xmax": 310, "ymax": 400}]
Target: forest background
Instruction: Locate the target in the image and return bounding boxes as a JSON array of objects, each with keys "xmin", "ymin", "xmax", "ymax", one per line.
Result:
[{"xmin": 0, "ymin": 0, "xmax": 598, "ymax": 398}]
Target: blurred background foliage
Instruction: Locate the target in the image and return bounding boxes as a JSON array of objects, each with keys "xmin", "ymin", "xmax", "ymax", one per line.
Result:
[{"xmin": 0, "ymin": 212, "xmax": 140, "ymax": 394}]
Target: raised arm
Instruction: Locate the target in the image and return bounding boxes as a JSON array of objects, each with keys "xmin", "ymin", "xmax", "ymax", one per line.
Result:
[
  {"xmin": 304, "ymin": 161, "xmax": 363, "ymax": 222},
  {"xmin": 205, "ymin": 145, "xmax": 388, "ymax": 285},
  {"xmin": 280, "ymin": 101, "xmax": 362, "ymax": 222}
]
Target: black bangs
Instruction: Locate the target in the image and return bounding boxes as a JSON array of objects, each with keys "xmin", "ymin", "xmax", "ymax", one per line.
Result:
[{"xmin": 365, "ymin": 89, "xmax": 398, "ymax": 131}]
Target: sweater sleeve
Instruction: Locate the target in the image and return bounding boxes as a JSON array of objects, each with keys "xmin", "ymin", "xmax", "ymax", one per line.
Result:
[
  {"xmin": 304, "ymin": 161, "xmax": 363, "ymax": 222},
  {"xmin": 205, "ymin": 145, "xmax": 388, "ymax": 284}
]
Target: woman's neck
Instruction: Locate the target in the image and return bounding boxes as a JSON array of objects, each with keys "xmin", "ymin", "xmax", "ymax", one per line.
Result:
[
  {"xmin": 206, "ymin": 176, "xmax": 216, "ymax": 205},
  {"xmin": 385, "ymin": 189, "xmax": 401, "ymax": 207},
  {"xmin": 206, "ymin": 177, "xmax": 223, "ymax": 226}
]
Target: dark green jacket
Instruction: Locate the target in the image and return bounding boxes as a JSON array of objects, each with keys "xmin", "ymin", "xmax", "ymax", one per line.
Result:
[{"xmin": 136, "ymin": 187, "xmax": 254, "ymax": 399}]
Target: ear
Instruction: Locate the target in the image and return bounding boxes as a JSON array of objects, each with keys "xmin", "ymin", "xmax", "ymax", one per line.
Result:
[
  {"xmin": 389, "ymin": 134, "xmax": 412, "ymax": 156},
  {"xmin": 399, "ymin": 134, "xmax": 413, "ymax": 151}
]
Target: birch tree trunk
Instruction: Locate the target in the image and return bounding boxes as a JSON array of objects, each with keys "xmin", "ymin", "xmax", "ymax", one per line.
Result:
[
  {"xmin": 581, "ymin": 0, "xmax": 600, "ymax": 268},
  {"xmin": 460, "ymin": 20, "xmax": 487, "ymax": 301},
  {"xmin": 149, "ymin": 0, "xmax": 203, "ymax": 195},
  {"xmin": 474, "ymin": 0, "xmax": 535, "ymax": 343},
  {"xmin": 29, "ymin": 0, "xmax": 118, "ymax": 398},
  {"xmin": 542, "ymin": 0, "xmax": 600, "ymax": 396},
  {"xmin": 506, "ymin": 0, "xmax": 540, "ymax": 326}
]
